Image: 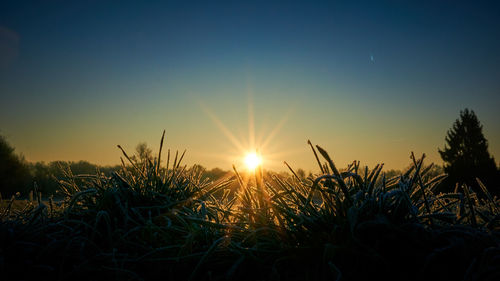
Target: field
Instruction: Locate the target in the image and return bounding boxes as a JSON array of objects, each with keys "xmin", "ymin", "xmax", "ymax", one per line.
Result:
[
  {"xmin": 1, "ymin": 136, "xmax": 499, "ymax": 281},
  {"xmin": 3, "ymin": 1, "xmax": 500, "ymax": 280}
]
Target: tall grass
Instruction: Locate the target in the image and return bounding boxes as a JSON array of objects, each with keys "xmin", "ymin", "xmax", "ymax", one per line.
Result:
[{"xmin": 1, "ymin": 132, "xmax": 499, "ymax": 281}]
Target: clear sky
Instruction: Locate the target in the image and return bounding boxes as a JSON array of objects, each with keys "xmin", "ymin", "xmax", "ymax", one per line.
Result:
[{"xmin": 1, "ymin": 0, "xmax": 499, "ymax": 172}]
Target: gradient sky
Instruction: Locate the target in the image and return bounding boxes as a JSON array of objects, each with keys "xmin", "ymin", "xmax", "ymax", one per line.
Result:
[{"xmin": 1, "ymin": 0, "xmax": 499, "ymax": 172}]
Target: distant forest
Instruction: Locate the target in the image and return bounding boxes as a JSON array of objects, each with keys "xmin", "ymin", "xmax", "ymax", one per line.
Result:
[
  {"xmin": 28, "ymin": 160, "xmax": 231, "ymax": 198},
  {"xmin": 1, "ymin": 108, "xmax": 499, "ymax": 199},
  {"xmin": 1, "ymin": 153, "xmax": 229, "ymax": 198},
  {"xmin": 1, "ymin": 135, "xmax": 443, "ymax": 198}
]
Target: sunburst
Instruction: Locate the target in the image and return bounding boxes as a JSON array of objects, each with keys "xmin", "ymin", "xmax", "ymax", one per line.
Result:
[{"xmin": 198, "ymin": 93, "xmax": 296, "ymax": 176}]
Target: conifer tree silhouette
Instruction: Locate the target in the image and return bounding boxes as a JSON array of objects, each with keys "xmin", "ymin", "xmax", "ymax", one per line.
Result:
[{"xmin": 439, "ymin": 109, "xmax": 499, "ymax": 196}]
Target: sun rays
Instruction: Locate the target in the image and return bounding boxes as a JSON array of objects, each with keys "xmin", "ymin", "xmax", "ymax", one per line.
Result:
[{"xmin": 198, "ymin": 94, "xmax": 295, "ymax": 173}]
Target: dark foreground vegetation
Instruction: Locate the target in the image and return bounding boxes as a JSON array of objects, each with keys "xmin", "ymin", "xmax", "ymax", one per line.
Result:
[{"xmin": 1, "ymin": 131, "xmax": 499, "ymax": 281}]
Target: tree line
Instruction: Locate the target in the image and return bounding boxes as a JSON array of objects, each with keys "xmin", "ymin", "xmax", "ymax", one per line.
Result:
[
  {"xmin": 0, "ymin": 139, "xmax": 231, "ymax": 198},
  {"xmin": 1, "ymin": 108, "xmax": 499, "ymax": 198}
]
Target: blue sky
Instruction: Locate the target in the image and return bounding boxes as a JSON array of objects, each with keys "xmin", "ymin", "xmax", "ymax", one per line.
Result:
[{"xmin": 0, "ymin": 0, "xmax": 499, "ymax": 171}]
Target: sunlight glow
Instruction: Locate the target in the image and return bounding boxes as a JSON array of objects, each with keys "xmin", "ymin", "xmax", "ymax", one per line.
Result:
[
  {"xmin": 198, "ymin": 90, "xmax": 297, "ymax": 172},
  {"xmin": 244, "ymin": 152, "xmax": 262, "ymax": 171}
]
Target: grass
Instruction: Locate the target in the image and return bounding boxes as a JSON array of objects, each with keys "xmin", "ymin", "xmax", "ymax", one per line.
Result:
[{"xmin": 1, "ymin": 131, "xmax": 499, "ymax": 281}]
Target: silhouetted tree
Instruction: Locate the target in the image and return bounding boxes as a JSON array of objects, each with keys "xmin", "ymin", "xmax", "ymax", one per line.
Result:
[
  {"xmin": 438, "ymin": 109, "xmax": 499, "ymax": 196},
  {"xmin": 131, "ymin": 142, "xmax": 153, "ymax": 164},
  {"xmin": 296, "ymin": 168, "xmax": 306, "ymax": 180},
  {"xmin": 29, "ymin": 161, "xmax": 55, "ymax": 195},
  {"xmin": 0, "ymin": 134, "xmax": 31, "ymax": 196}
]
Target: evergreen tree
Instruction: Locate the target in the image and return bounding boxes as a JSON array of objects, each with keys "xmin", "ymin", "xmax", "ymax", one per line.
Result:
[{"xmin": 438, "ymin": 109, "xmax": 499, "ymax": 196}]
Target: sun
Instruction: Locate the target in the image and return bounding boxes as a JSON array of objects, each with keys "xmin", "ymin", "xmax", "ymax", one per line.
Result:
[{"xmin": 244, "ymin": 152, "xmax": 262, "ymax": 171}]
